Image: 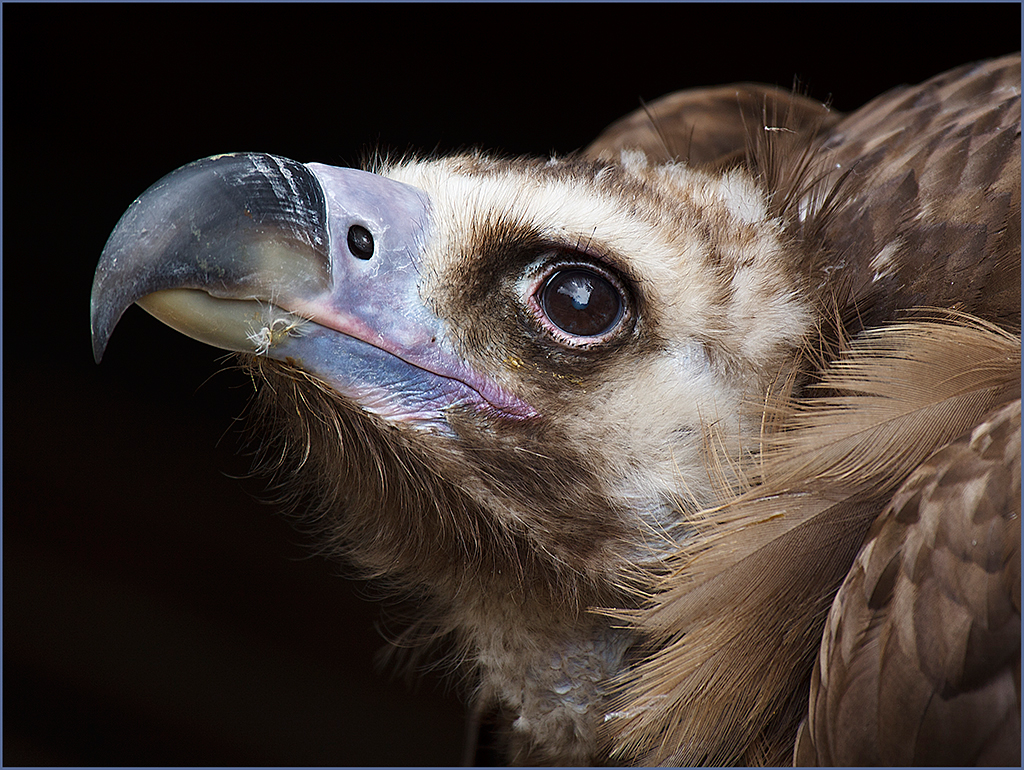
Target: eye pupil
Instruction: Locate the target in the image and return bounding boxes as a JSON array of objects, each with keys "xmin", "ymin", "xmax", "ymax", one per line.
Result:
[
  {"xmin": 347, "ymin": 225, "xmax": 374, "ymax": 259},
  {"xmin": 540, "ymin": 268, "xmax": 623, "ymax": 338}
]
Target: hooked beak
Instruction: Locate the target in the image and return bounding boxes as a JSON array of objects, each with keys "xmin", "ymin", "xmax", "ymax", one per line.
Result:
[{"xmin": 90, "ymin": 152, "xmax": 536, "ymax": 427}]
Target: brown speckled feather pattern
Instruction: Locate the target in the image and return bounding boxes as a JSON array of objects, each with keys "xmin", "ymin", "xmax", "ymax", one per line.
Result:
[
  {"xmin": 808, "ymin": 56, "xmax": 1021, "ymax": 332},
  {"xmin": 795, "ymin": 398, "xmax": 1021, "ymax": 766},
  {"xmin": 596, "ymin": 54, "xmax": 1020, "ymax": 766}
]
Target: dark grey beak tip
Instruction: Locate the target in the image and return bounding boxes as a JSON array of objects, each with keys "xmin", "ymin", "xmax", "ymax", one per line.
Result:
[
  {"xmin": 92, "ymin": 335, "xmax": 106, "ymax": 364},
  {"xmin": 90, "ymin": 152, "xmax": 330, "ymax": 364},
  {"xmin": 91, "ymin": 307, "xmax": 111, "ymax": 364}
]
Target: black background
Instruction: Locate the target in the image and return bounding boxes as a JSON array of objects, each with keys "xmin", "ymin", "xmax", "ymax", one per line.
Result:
[{"xmin": 4, "ymin": 3, "xmax": 1019, "ymax": 766}]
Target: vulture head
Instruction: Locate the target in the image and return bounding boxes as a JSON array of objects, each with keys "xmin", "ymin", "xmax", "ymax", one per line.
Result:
[{"xmin": 91, "ymin": 55, "xmax": 1021, "ymax": 765}]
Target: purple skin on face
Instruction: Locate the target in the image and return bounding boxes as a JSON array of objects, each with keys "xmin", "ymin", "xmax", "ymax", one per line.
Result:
[
  {"xmin": 261, "ymin": 162, "xmax": 538, "ymax": 431},
  {"xmin": 267, "ymin": 320, "xmax": 536, "ymax": 431}
]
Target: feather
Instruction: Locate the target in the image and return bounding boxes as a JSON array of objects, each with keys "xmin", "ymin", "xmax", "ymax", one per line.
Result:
[
  {"xmin": 602, "ymin": 315, "xmax": 1021, "ymax": 766},
  {"xmin": 585, "ymin": 82, "xmax": 842, "ymax": 171},
  {"xmin": 796, "ymin": 398, "xmax": 1021, "ymax": 765},
  {"xmin": 772, "ymin": 315, "xmax": 1022, "ymax": 490}
]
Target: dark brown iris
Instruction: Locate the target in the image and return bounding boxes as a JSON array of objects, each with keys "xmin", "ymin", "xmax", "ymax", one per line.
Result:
[{"xmin": 540, "ymin": 268, "xmax": 623, "ymax": 338}]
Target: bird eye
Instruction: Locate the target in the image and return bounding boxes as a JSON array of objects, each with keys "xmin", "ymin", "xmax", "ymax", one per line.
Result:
[
  {"xmin": 347, "ymin": 225, "xmax": 374, "ymax": 260},
  {"xmin": 540, "ymin": 268, "xmax": 624, "ymax": 338}
]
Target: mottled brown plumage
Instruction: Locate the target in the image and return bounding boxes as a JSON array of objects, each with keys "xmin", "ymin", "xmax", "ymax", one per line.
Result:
[
  {"xmin": 795, "ymin": 397, "xmax": 1020, "ymax": 766},
  {"xmin": 91, "ymin": 54, "xmax": 1020, "ymax": 765}
]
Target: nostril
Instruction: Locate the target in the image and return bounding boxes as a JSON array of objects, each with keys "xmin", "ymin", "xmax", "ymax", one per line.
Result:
[{"xmin": 347, "ymin": 224, "xmax": 374, "ymax": 259}]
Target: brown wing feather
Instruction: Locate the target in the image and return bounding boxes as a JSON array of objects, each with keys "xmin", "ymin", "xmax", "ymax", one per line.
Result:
[
  {"xmin": 795, "ymin": 398, "xmax": 1021, "ymax": 766},
  {"xmin": 583, "ymin": 83, "xmax": 842, "ymax": 170},
  {"xmin": 806, "ymin": 53, "xmax": 1021, "ymax": 333}
]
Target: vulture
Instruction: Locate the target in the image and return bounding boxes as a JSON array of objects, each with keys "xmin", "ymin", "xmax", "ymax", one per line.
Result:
[{"xmin": 91, "ymin": 55, "xmax": 1021, "ymax": 766}]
